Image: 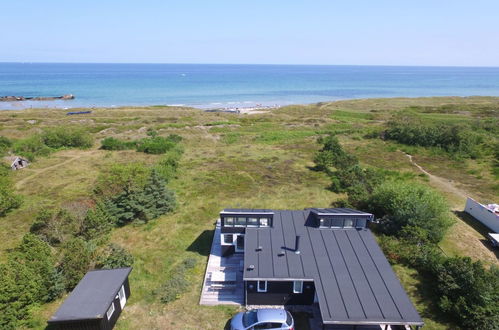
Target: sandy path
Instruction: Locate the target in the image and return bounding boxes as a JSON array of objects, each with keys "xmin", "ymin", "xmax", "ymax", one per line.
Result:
[{"xmin": 404, "ymin": 153, "xmax": 469, "ymax": 201}]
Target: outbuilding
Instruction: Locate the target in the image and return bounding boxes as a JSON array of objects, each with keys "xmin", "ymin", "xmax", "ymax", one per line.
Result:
[
  {"xmin": 47, "ymin": 267, "xmax": 132, "ymax": 330},
  {"xmin": 3, "ymin": 156, "xmax": 29, "ymax": 170}
]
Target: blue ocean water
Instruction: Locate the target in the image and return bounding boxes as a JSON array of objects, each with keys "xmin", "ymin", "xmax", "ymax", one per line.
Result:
[{"xmin": 1, "ymin": 63, "xmax": 498, "ymax": 110}]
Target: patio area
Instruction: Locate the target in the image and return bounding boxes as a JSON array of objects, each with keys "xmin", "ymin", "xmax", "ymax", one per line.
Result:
[{"xmin": 199, "ymin": 221, "xmax": 244, "ymax": 305}]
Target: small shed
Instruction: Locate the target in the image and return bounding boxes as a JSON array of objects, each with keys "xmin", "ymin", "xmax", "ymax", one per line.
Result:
[
  {"xmin": 48, "ymin": 267, "xmax": 132, "ymax": 330},
  {"xmin": 3, "ymin": 156, "xmax": 29, "ymax": 170}
]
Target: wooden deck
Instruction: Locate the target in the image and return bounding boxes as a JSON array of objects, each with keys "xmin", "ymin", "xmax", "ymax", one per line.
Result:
[{"xmin": 199, "ymin": 222, "xmax": 244, "ymax": 305}]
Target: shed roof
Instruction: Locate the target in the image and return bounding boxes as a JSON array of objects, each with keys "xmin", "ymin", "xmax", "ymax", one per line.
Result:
[
  {"xmin": 48, "ymin": 268, "xmax": 132, "ymax": 323},
  {"xmin": 243, "ymin": 209, "xmax": 423, "ymax": 326}
]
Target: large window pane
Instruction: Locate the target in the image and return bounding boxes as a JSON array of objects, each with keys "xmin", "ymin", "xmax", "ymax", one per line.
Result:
[
  {"xmin": 319, "ymin": 218, "xmax": 330, "ymax": 228},
  {"xmin": 331, "ymin": 219, "xmax": 343, "ymax": 228},
  {"xmin": 259, "ymin": 218, "xmax": 269, "ymax": 227},
  {"xmin": 223, "ymin": 234, "xmax": 233, "ymax": 244},
  {"xmin": 257, "ymin": 280, "xmax": 267, "ymax": 292},
  {"xmin": 235, "ymin": 217, "xmax": 247, "ymax": 227},
  {"xmin": 247, "ymin": 217, "xmax": 258, "ymax": 227},
  {"xmin": 344, "ymin": 218, "xmax": 354, "ymax": 228},
  {"xmin": 224, "ymin": 217, "xmax": 234, "ymax": 226},
  {"xmin": 293, "ymin": 281, "xmax": 303, "ymax": 293}
]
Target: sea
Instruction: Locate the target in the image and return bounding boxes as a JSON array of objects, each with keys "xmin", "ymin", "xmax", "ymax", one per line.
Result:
[{"xmin": 1, "ymin": 63, "xmax": 499, "ymax": 110}]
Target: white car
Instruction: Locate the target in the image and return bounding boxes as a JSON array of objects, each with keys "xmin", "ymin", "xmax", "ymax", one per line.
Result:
[{"xmin": 230, "ymin": 308, "xmax": 294, "ymax": 330}]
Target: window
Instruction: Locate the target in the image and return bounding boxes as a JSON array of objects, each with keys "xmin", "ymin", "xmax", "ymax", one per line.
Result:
[
  {"xmin": 344, "ymin": 218, "xmax": 354, "ymax": 228},
  {"xmin": 106, "ymin": 303, "xmax": 115, "ymax": 320},
  {"xmin": 356, "ymin": 218, "xmax": 366, "ymax": 228},
  {"xmin": 319, "ymin": 218, "xmax": 327, "ymax": 228},
  {"xmin": 247, "ymin": 217, "xmax": 258, "ymax": 227},
  {"xmin": 235, "ymin": 217, "xmax": 247, "ymax": 227},
  {"xmin": 223, "ymin": 234, "xmax": 233, "ymax": 244},
  {"xmin": 331, "ymin": 219, "xmax": 343, "ymax": 228},
  {"xmin": 257, "ymin": 280, "xmax": 267, "ymax": 292},
  {"xmin": 118, "ymin": 285, "xmax": 126, "ymax": 309},
  {"xmin": 259, "ymin": 218, "xmax": 269, "ymax": 227},
  {"xmin": 224, "ymin": 217, "xmax": 234, "ymax": 226},
  {"xmin": 293, "ymin": 280, "xmax": 303, "ymax": 293}
]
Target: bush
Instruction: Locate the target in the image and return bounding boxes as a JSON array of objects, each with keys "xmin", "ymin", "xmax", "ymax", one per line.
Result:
[
  {"xmin": 79, "ymin": 202, "xmax": 115, "ymax": 241},
  {"xmin": 0, "ymin": 136, "xmax": 12, "ymax": 154},
  {"xmin": 314, "ymin": 134, "xmax": 358, "ymax": 171},
  {"xmin": 94, "ymin": 163, "xmax": 150, "ymax": 197},
  {"xmin": 367, "ymin": 181, "xmax": 452, "ymax": 243},
  {"xmin": 60, "ymin": 238, "xmax": 92, "ymax": 289},
  {"xmin": 434, "ymin": 257, "xmax": 499, "ymax": 329},
  {"xmin": 97, "ymin": 244, "xmax": 134, "ymax": 269},
  {"xmin": 30, "ymin": 208, "xmax": 80, "ymax": 245},
  {"xmin": 41, "ymin": 127, "xmax": 93, "ymax": 149},
  {"xmin": 384, "ymin": 116, "xmax": 484, "ymax": 158},
  {"xmin": 100, "ymin": 137, "xmax": 136, "ymax": 151},
  {"xmin": 136, "ymin": 136, "xmax": 176, "ymax": 154},
  {"xmin": 13, "ymin": 134, "xmax": 52, "ymax": 159},
  {"xmin": 156, "ymin": 257, "xmax": 197, "ymax": 304},
  {"xmin": 0, "ymin": 176, "xmax": 22, "ymax": 216}
]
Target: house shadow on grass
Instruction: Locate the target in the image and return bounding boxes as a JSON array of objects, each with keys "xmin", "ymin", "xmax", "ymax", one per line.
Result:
[
  {"xmin": 453, "ymin": 210, "xmax": 499, "ymax": 259},
  {"xmin": 186, "ymin": 229, "xmax": 214, "ymax": 256}
]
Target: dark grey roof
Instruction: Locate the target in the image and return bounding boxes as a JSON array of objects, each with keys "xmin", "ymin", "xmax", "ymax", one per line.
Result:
[
  {"xmin": 222, "ymin": 208, "xmax": 274, "ymax": 214},
  {"xmin": 308, "ymin": 207, "xmax": 372, "ymax": 216},
  {"xmin": 48, "ymin": 268, "xmax": 132, "ymax": 323},
  {"xmin": 243, "ymin": 210, "xmax": 422, "ymax": 326}
]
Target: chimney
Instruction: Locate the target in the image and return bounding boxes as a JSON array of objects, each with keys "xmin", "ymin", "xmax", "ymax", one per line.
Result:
[{"xmin": 295, "ymin": 236, "xmax": 300, "ymax": 254}]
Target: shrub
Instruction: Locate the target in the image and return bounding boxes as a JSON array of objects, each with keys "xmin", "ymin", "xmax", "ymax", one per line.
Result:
[
  {"xmin": 30, "ymin": 208, "xmax": 80, "ymax": 245},
  {"xmin": 434, "ymin": 257, "xmax": 499, "ymax": 329},
  {"xmin": 41, "ymin": 127, "xmax": 93, "ymax": 149},
  {"xmin": 94, "ymin": 163, "xmax": 150, "ymax": 197},
  {"xmin": 156, "ymin": 257, "xmax": 197, "ymax": 304},
  {"xmin": 0, "ymin": 176, "xmax": 22, "ymax": 216},
  {"xmin": 154, "ymin": 148, "xmax": 183, "ymax": 182},
  {"xmin": 79, "ymin": 202, "xmax": 115, "ymax": 241},
  {"xmin": 100, "ymin": 137, "xmax": 136, "ymax": 150},
  {"xmin": 367, "ymin": 181, "xmax": 453, "ymax": 243},
  {"xmin": 136, "ymin": 136, "xmax": 176, "ymax": 154},
  {"xmin": 314, "ymin": 134, "xmax": 358, "ymax": 171},
  {"xmin": 97, "ymin": 244, "xmax": 134, "ymax": 269},
  {"xmin": 384, "ymin": 116, "xmax": 484, "ymax": 158},
  {"xmin": 0, "ymin": 136, "xmax": 12, "ymax": 154},
  {"xmin": 60, "ymin": 238, "xmax": 92, "ymax": 289},
  {"xmin": 13, "ymin": 134, "xmax": 52, "ymax": 159}
]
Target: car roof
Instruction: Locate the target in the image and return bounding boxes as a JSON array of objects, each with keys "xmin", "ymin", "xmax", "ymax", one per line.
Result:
[{"xmin": 256, "ymin": 309, "xmax": 287, "ymax": 323}]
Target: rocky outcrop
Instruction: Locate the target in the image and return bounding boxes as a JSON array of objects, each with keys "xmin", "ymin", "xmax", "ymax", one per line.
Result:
[{"xmin": 0, "ymin": 94, "xmax": 74, "ymax": 101}]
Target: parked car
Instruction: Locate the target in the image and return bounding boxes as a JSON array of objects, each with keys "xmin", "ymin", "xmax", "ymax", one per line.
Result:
[{"xmin": 230, "ymin": 308, "xmax": 294, "ymax": 330}]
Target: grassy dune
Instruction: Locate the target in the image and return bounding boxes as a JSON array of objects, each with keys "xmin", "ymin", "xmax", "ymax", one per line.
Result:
[{"xmin": 0, "ymin": 96, "xmax": 497, "ymax": 329}]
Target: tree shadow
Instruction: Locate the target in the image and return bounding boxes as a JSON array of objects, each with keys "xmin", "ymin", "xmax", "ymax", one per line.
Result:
[
  {"xmin": 186, "ymin": 229, "xmax": 214, "ymax": 257},
  {"xmin": 453, "ymin": 210, "xmax": 499, "ymax": 258}
]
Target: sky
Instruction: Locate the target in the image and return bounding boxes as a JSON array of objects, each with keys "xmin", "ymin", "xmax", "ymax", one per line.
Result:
[{"xmin": 1, "ymin": 0, "xmax": 498, "ymax": 66}]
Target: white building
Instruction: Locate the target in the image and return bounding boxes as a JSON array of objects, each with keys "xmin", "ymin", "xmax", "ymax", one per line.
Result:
[{"xmin": 464, "ymin": 197, "xmax": 499, "ymax": 233}]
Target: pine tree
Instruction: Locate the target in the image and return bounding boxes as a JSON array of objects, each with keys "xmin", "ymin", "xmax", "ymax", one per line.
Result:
[{"xmin": 141, "ymin": 169, "xmax": 176, "ymax": 221}]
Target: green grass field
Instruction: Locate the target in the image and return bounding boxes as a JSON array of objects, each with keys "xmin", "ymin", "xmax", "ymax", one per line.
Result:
[{"xmin": 0, "ymin": 96, "xmax": 497, "ymax": 329}]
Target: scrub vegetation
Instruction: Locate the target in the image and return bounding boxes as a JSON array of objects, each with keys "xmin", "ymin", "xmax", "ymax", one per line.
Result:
[{"xmin": 0, "ymin": 96, "xmax": 497, "ymax": 329}]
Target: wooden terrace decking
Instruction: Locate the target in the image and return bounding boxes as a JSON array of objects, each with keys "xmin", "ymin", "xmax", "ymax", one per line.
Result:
[{"xmin": 199, "ymin": 222, "xmax": 244, "ymax": 305}]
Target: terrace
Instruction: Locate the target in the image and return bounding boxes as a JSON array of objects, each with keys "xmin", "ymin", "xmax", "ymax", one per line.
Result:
[{"xmin": 199, "ymin": 221, "xmax": 244, "ymax": 305}]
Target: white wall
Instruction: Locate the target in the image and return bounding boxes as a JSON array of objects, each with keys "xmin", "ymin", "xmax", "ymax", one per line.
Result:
[{"xmin": 465, "ymin": 197, "xmax": 499, "ymax": 233}]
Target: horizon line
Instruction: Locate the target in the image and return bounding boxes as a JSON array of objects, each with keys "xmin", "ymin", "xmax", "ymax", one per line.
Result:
[{"xmin": 1, "ymin": 61, "xmax": 499, "ymax": 69}]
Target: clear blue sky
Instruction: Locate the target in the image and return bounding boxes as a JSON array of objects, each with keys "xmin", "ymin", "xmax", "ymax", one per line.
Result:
[{"xmin": 1, "ymin": 0, "xmax": 498, "ymax": 66}]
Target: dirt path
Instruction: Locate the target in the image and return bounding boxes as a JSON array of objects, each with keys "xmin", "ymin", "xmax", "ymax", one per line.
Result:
[
  {"xmin": 14, "ymin": 150, "xmax": 95, "ymax": 189},
  {"xmin": 404, "ymin": 153, "xmax": 469, "ymax": 202}
]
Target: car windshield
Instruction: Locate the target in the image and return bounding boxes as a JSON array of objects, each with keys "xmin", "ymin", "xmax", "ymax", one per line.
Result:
[{"xmin": 242, "ymin": 310, "xmax": 258, "ymax": 327}]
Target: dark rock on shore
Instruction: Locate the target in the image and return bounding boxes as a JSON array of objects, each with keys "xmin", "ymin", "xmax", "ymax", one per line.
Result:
[{"xmin": 0, "ymin": 94, "xmax": 75, "ymax": 101}]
